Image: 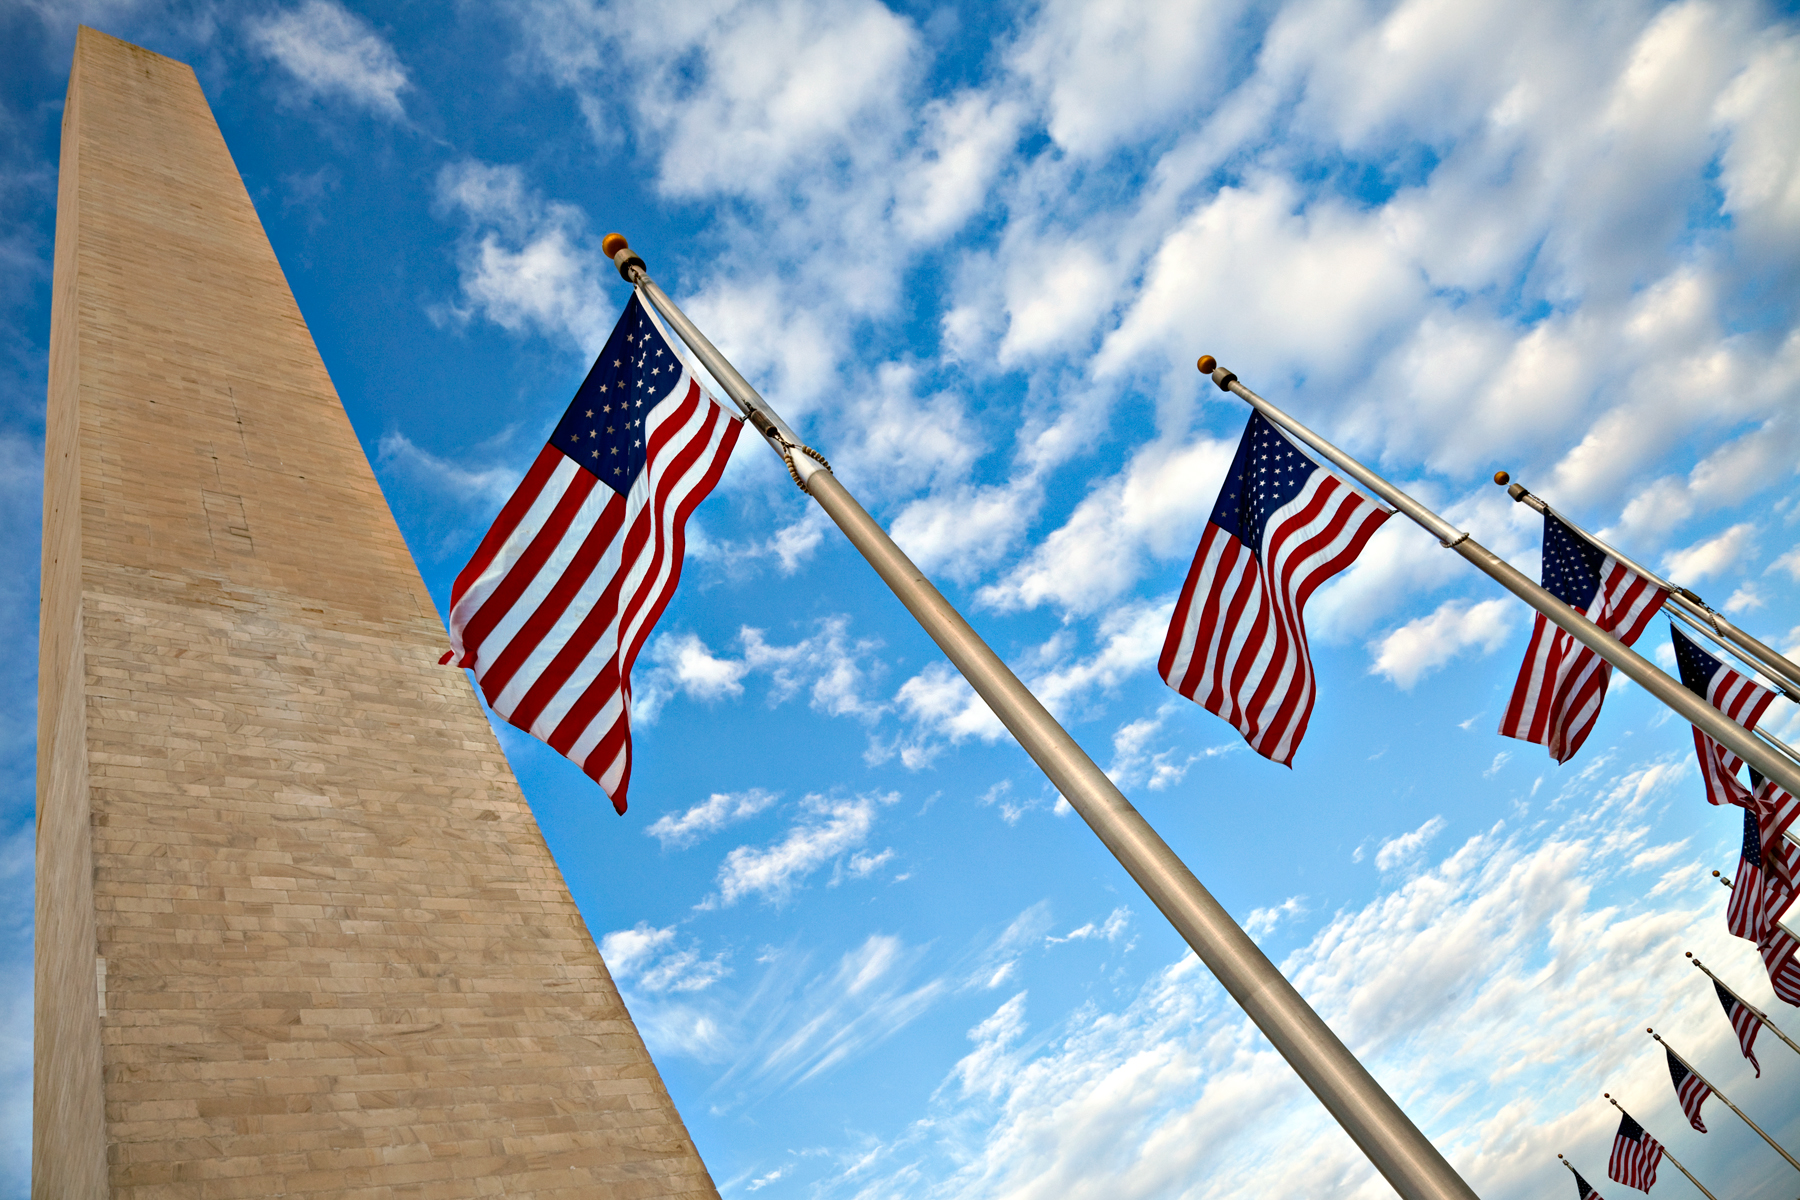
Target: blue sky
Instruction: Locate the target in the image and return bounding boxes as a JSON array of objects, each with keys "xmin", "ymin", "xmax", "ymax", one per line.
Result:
[{"xmin": 5, "ymin": 0, "xmax": 1800, "ymax": 1196}]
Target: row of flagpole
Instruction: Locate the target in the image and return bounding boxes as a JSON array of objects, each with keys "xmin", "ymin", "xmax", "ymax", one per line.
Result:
[
  {"xmin": 511, "ymin": 234, "xmax": 1800, "ymax": 1200},
  {"xmin": 1200, "ymin": 361, "xmax": 1800, "ymax": 799},
  {"xmin": 1554, "ymin": 950, "xmax": 1800, "ymax": 1199}
]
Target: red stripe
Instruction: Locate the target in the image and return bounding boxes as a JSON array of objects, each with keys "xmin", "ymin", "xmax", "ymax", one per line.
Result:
[
  {"xmin": 478, "ymin": 490, "xmax": 628, "ymax": 698},
  {"xmin": 450, "ymin": 444, "xmax": 563, "ymax": 607},
  {"xmin": 1159, "ymin": 525, "xmax": 1215, "ymax": 681},
  {"xmin": 546, "ymin": 397, "xmax": 725, "ymax": 748},
  {"xmin": 460, "ymin": 468, "xmax": 598, "ymax": 660}
]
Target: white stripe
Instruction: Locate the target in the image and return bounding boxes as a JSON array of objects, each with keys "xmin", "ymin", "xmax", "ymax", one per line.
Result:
[
  {"xmin": 525, "ymin": 383, "xmax": 722, "ymax": 739},
  {"xmin": 1160, "ymin": 530, "xmax": 1229, "ymax": 687},
  {"xmin": 472, "ymin": 479, "xmax": 616, "ymax": 673},
  {"xmin": 449, "ymin": 455, "xmax": 583, "ymax": 634}
]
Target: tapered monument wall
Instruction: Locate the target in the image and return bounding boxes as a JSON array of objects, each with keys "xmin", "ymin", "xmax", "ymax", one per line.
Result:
[{"xmin": 36, "ymin": 27, "xmax": 715, "ymax": 1199}]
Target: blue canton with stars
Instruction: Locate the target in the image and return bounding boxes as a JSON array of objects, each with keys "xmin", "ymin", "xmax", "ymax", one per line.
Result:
[
  {"xmin": 1741, "ymin": 803, "xmax": 1763, "ymax": 870},
  {"xmin": 1671, "ymin": 624, "xmax": 1724, "ymax": 699},
  {"xmin": 551, "ymin": 294, "xmax": 685, "ymax": 495},
  {"xmin": 1539, "ymin": 513, "xmax": 1608, "ymax": 610},
  {"xmin": 1209, "ymin": 412, "xmax": 1323, "ymax": 555}
]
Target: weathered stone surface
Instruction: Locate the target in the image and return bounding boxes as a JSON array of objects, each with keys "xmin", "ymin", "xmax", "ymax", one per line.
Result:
[{"xmin": 37, "ymin": 27, "xmax": 715, "ymax": 1198}]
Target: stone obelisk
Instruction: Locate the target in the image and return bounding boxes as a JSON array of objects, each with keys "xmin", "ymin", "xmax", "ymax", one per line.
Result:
[{"xmin": 37, "ymin": 27, "xmax": 715, "ymax": 1198}]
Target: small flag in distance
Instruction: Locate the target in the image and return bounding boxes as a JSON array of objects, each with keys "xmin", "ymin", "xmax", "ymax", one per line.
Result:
[{"xmin": 1606, "ymin": 1109, "xmax": 1662, "ymax": 1192}]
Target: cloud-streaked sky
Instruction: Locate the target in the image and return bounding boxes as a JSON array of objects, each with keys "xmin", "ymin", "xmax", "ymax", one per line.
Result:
[{"xmin": 4, "ymin": 0, "xmax": 1800, "ymax": 1197}]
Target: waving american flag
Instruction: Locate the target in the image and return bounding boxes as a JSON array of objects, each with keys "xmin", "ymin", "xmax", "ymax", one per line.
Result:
[
  {"xmin": 1713, "ymin": 980, "xmax": 1765, "ymax": 1077},
  {"xmin": 1498, "ymin": 514, "xmax": 1665, "ymax": 762},
  {"xmin": 1160, "ymin": 412, "xmax": 1390, "ymax": 765},
  {"xmin": 1665, "ymin": 1049, "xmax": 1713, "ymax": 1132},
  {"xmin": 1673, "ymin": 624, "xmax": 1782, "ymax": 814},
  {"xmin": 1606, "ymin": 1110, "xmax": 1662, "ymax": 1193},
  {"xmin": 443, "ymin": 294, "xmax": 741, "ymax": 813}
]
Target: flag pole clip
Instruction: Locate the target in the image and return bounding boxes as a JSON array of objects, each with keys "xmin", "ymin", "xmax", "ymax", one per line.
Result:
[{"xmin": 745, "ymin": 407, "xmax": 831, "ymax": 490}]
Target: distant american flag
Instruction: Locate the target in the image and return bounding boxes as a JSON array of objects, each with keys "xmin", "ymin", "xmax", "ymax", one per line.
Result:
[
  {"xmin": 1607, "ymin": 1110, "xmax": 1662, "ymax": 1192},
  {"xmin": 1713, "ymin": 980, "xmax": 1764, "ymax": 1078},
  {"xmin": 1569, "ymin": 1163, "xmax": 1605, "ymax": 1200},
  {"xmin": 1665, "ymin": 1049, "xmax": 1712, "ymax": 1132},
  {"xmin": 1498, "ymin": 515, "xmax": 1665, "ymax": 761},
  {"xmin": 1672, "ymin": 625, "xmax": 1779, "ymax": 813},
  {"xmin": 443, "ymin": 294, "xmax": 741, "ymax": 813},
  {"xmin": 1159, "ymin": 412, "xmax": 1390, "ymax": 765},
  {"xmin": 1730, "ymin": 785, "xmax": 1800, "ymax": 946}
]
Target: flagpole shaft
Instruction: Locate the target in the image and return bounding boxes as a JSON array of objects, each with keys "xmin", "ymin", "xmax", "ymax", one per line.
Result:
[
  {"xmin": 1661, "ymin": 1148, "xmax": 1721, "ymax": 1200},
  {"xmin": 1692, "ymin": 957, "xmax": 1800, "ymax": 1059},
  {"xmin": 624, "ymin": 259, "xmax": 1481, "ymax": 1200},
  {"xmin": 1208, "ymin": 367, "xmax": 1800, "ymax": 800},
  {"xmin": 1658, "ymin": 1037, "xmax": 1800, "ymax": 1173}
]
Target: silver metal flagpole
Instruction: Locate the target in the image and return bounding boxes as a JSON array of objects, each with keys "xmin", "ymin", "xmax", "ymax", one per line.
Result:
[
  {"xmin": 602, "ymin": 235, "xmax": 1481, "ymax": 1200},
  {"xmin": 1687, "ymin": 952, "xmax": 1800, "ymax": 1059},
  {"xmin": 1603, "ymin": 1095, "xmax": 1719, "ymax": 1200},
  {"xmin": 1650, "ymin": 1029, "xmax": 1800, "ymax": 1172},
  {"xmin": 1198, "ymin": 358, "xmax": 1800, "ymax": 801},
  {"xmin": 1494, "ymin": 476, "xmax": 1800, "ymax": 700}
]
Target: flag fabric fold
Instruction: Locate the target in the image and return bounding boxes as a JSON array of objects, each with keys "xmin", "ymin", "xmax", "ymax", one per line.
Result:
[
  {"xmin": 1607, "ymin": 1111, "xmax": 1663, "ymax": 1193},
  {"xmin": 1498, "ymin": 514, "xmax": 1666, "ymax": 762},
  {"xmin": 1728, "ymin": 787, "xmax": 1800, "ymax": 946},
  {"xmin": 1159, "ymin": 411, "xmax": 1391, "ymax": 765},
  {"xmin": 1666, "ymin": 1049, "xmax": 1712, "ymax": 1132},
  {"xmin": 1672, "ymin": 624, "xmax": 1779, "ymax": 812},
  {"xmin": 1760, "ymin": 927, "xmax": 1800, "ymax": 1007},
  {"xmin": 1714, "ymin": 980, "xmax": 1764, "ymax": 1077},
  {"xmin": 443, "ymin": 293, "xmax": 741, "ymax": 814}
]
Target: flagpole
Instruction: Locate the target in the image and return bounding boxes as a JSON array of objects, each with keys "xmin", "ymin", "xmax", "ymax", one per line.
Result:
[
  {"xmin": 1555, "ymin": 1154, "xmax": 1595, "ymax": 1194},
  {"xmin": 1495, "ymin": 477, "xmax": 1800, "ymax": 699},
  {"xmin": 604, "ymin": 236, "xmax": 1481, "ymax": 1200},
  {"xmin": 1688, "ymin": 952, "xmax": 1800, "ymax": 1058},
  {"xmin": 1650, "ymin": 1030, "xmax": 1800, "ymax": 1171},
  {"xmin": 1603, "ymin": 1095, "xmax": 1720, "ymax": 1200},
  {"xmin": 1199, "ymin": 359, "xmax": 1800, "ymax": 801}
]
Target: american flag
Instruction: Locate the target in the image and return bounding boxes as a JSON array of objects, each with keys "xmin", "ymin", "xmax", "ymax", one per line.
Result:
[
  {"xmin": 1159, "ymin": 412, "xmax": 1390, "ymax": 765},
  {"xmin": 1498, "ymin": 514, "xmax": 1666, "ymax": 762},
  {"xmin": 1672, "ymin": 625, "xmax": 1779, "ymax": 813},
  {"xmin": 443, "ymin": 294, "xmax": 741, "ymax": 813},
  {"xmin": 1607, "ymin": 1110, "xmax": 1662, "ymax": 1192},
  {"xmin": 1729, "ymin": 783, "xmax": 1800, "ymax": 946},
  {"xmin": 1760, "ymin": 926, "xmax": 1800, "ymax": 1007},
  {"xmin": 1713, "ymin": 979, "xmax": 1764, "ymax": 1077},
  {"xmin": 1569, "ymin": 1164, "xmax": 1604, "ymax": 1200},
  {"xmin": 1665, "ymin": 1048, "xmax": 1712, "ymax": 1132}
]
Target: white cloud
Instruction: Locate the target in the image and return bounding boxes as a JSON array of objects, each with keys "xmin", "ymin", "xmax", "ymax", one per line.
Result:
[
  {"xmin": 646, "ymin": 787, "xmax": 778, "ymax": 850},
  {"xmin": 713, "ymin": 793, "xmax": 892, "ymax": 906},
  {"xmin": 1767, "ymin": 544, "xmax": 1800, "ymax": 583},
  {"xmin": 1661, "ymin": 522, "xmax": 1758, "ymax": 583},
  {"xmin": 1244, "ymin": 896, "xmax": 1307, "ymax": 939},
  {"xmin": 1368, "ymin": 598, "xmax": 1514, "ymax": 689},
  {"xmin": 247, "ymin": 0, "xmax": 409, "ymax": 119},
  {"xmin": 1047, "ymin": 906, "xmax": 1132, "ymax": 946},
  {"xmin": 1373, "ymin": 815, "xmax": 1446, "ymax": 873},
  {"xmin": 1008, "ymin": 0, "xmax": 1235, "ymax": 157},
  {"xmin": 601, "ymin": 923, "xmax": 731, "ymax": 994},
  {"xmin": 977, "ymin": 435, "xmax": 1234, "ymax": 616},
  {"xmin": 433, "ymin": 160, "xmax": 617, "ymax": 352}
]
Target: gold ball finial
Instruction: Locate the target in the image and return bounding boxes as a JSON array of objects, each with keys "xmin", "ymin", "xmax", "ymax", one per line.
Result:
[
  {"xmin": 1493, "ymin": 471, "xmax": 1510, "ymax": 486},
  {"xmin": 601, "ymin": 233, "xmax": 630, "ymax": 258},
  {"xmin": 1685, "ymin": 950, "xmax": 1693, "ymax": 957},
  {"xmin": 1196, "ymin": 355, "xmax": 1217, "ymax": 375},
  {"xmin": 1713, "ymin": 869, "xmax": 1721, "ymax": 877},
  {"xmin": 1647, "ymin": 1027, "xmax": 1655, "ymax": 1034}
]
